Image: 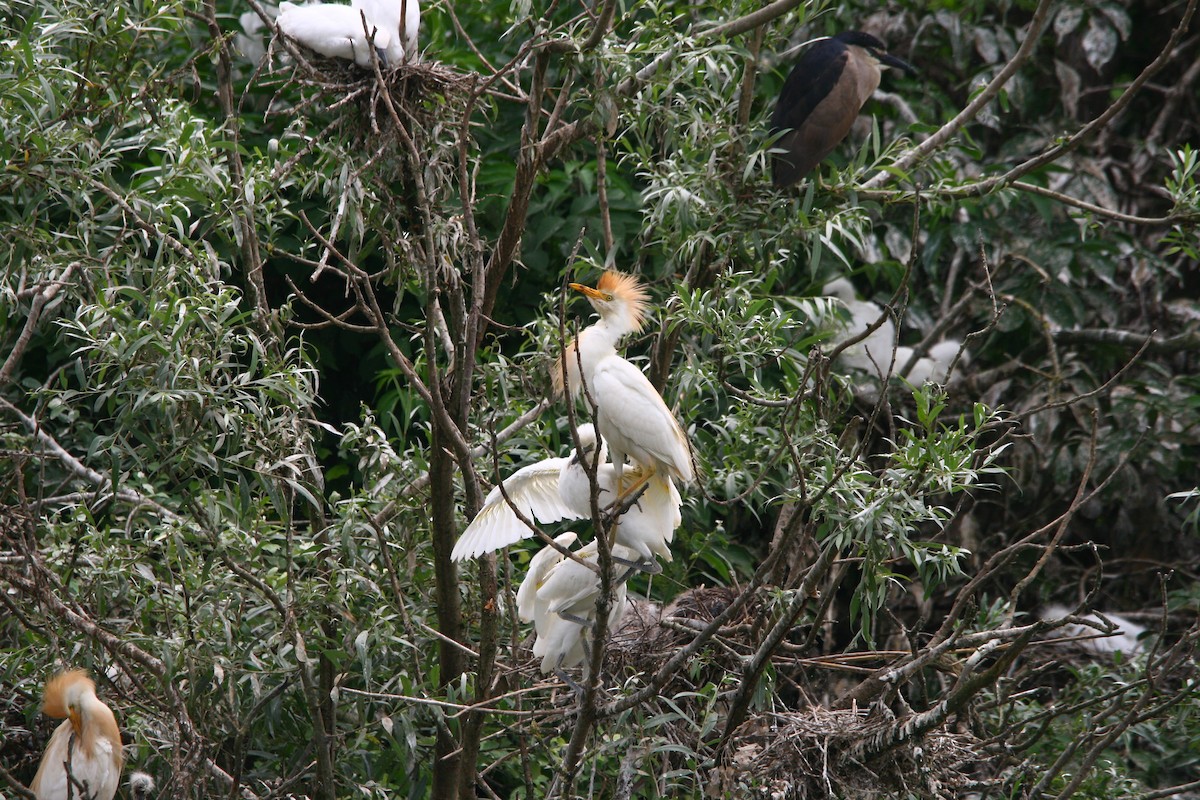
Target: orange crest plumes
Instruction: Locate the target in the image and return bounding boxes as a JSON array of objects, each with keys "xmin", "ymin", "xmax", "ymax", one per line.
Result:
[
  {"xmin": 595, "ymin": 270, "xmax": 649, "ymax": 332},
  {"xmin": 42, "ymin": 670, "xmax": 94, "ymax": 718}
]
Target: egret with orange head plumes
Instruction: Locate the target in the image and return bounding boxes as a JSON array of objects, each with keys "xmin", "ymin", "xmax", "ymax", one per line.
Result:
[
  {"xmin": 554, "ymin": 270, "xmax": 693, "ymax": 496},
  {"xmin": 31, "ymin": 670, "xmax": 123, "ymax": 800}
]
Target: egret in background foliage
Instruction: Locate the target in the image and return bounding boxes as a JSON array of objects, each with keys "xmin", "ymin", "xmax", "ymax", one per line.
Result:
[
  {"xmin": 823, "ymin": 278, "xmax": 896, "ymax": 377},
  {"xmin": 451, "ymin": 423, "xmax": 682, "ymax": 572},
  {"xmin": 31, "ymin": 670, "xmax": 123, "ymax": 800},
  {"xmin": 352, "ymin": 0, "xmax": 420, "ymax": 63},
  {"xmin": 897, "ymin": 340, "xmax": 966, "ymax": 386},
  {"xmin": 770, "ymin": 31, "xmax": 915, "ymax": 188},
  {"xmin": 554, "ymin": 271, "xmax": 694, "ymax": 497},
  {"xmin": 823, "ymin": 279, "xmax": 967, "ymax": 388},
  {"xmin": 276, "ymin": 1, "xmax": 392, "ymax": 67}
]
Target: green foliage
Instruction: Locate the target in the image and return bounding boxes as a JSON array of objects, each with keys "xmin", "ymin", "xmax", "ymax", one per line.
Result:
[{"xmin": 3, "ymin": 0, "xmax": 1200, "ymax": 796}]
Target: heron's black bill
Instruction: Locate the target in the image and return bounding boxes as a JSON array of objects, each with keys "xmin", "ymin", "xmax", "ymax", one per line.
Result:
[{"xmin": 880, "ymin": 52, "xmax": 916, "ymax": 74}]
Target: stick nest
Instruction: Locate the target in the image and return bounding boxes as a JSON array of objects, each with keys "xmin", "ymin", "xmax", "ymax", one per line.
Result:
[
  {"xmin": 708, "ymin": 708, "xmax": 1006, "ymax": 800},
  {"xmin": 264, "ymin": 47, "xmax": 477, "ymax": 139}
]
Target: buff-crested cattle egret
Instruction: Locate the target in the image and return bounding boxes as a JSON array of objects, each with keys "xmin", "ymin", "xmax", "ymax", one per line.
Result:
[
  {"xmin": 276, "ymin": 2, "xmax": 391, "ymax": 68},
  {"xmin": 31, "ymin": 670, "xmax": 123, "ymax": 800},
  {"xmin": 351, "ymin": 0, "xmax": 419, "ymax": 64},
  {"xmin": 517, "ymin": 535, "xmax": 632, "ymax": 675},
  {"xmin": 771, "ymin": 31, "xmax": 915, "ymax": 188},
  {"xmin": 555, "ymin": 271, "xmax": 694, "ymax": 495},
  {"xmin": 451, "ymin": 423, "xmax": 681, "ymax": 572}
]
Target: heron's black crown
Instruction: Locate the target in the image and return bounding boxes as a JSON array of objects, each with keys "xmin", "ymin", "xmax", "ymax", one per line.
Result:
[{"xmin": 831, "ymin": 30, "xmax": 888, "ymax": 53}]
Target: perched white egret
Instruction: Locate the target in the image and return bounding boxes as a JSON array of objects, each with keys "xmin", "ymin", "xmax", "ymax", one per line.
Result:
[
  {"xmin": 351, "ymin": 0, "xmax": 419, "ymax": 64},
  {"xmin": 555, "ymin": 271, "xmax": 694, "ymax": 495},
  {"xmin": 451, "ymin": 423, "xmax": 682, "ymax": 571},
  {"xmin": 276, "ymin": 2, "xmax": 392, "ymax": 68},
  {"xmin": 1039, "ymin": 605, "xmax": 1146, "ymax": 656},
  {"xmin": 236, "ymin": 8, "xmax": 276, "ymax": 63},
  {"xmin": 823, "ymin": 278, "xmax": 896, "ymax": 377},
  {"xmin": 31, "ymin": 670, "xmax": 123, "ymax": 800},
  {"xmin": 518, "ymin": 535, "xmax": 632, "ymax": 675},
  {"xmin": 898, "ymin": 339, "xmax": 965, "ymax": 385},
  {"xmin": 515, "ymin": 532, "xmax": 578, "ymax": 622}
]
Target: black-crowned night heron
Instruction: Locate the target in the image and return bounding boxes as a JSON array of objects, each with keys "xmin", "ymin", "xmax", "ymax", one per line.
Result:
[{"xmin": 770, "ymin": 31, "xmax": 915, "ymax": 188}]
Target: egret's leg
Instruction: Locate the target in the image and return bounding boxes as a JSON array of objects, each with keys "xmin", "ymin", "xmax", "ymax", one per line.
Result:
[
  {"xmin": 553, "ymin": 654, "xmax": 585, "ymax": 696},
  {"xmin": 610, "ymin": 465, "xmax": 654, "ymax": 505},
  {"xmin": 556, "ymin": 609, "xmax": 593, "ymax": 628}
]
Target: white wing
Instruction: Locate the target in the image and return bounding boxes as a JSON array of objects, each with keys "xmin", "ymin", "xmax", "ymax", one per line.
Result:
[
  {"xmin": 592, "ymin": 355, "xmax": 692, "ymax": 482},
  {"xmin": 516, "ymin": 532, "xmax": 576, "ymax": 621},
  {"xmin": 451, "ymin": 457, "xmax": 582, "ymax": 561},
  {"xmin": 277, "ymin": 4, "xmax": 389, "ymax": 66}
]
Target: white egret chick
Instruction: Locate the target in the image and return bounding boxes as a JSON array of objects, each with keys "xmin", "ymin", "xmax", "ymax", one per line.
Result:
[
  {"xmin": 276, "ymin": 2, "xmax": 391, "ymax": 68},
  {"xmin": 1039, "ymin": 605, "xmax": 1146, "ymax": 656},
  {"xmin": 555, "ymin": 271, "xmax": 694, "ymax": 495},
  {"xmin": 31, "ymin": 670, "xmax": 123, "ymax": 800},
  {"xmin": 451, "ymin": 423, "xmax": 682, "ymax": 573},
  {"xmin": 518, "ymin": 536, "xmax": 632, "ymax": 675},
  {"xmin": 351, "ymin": 0, "xmax": 420, "ymax": 64},
  {"xmin": 515, "ymin": 532, "xmax": 578, "ymax": 622}
]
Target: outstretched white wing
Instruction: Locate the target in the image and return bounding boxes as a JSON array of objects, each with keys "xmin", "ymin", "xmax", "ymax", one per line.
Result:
[{"xmin": 451, "ymin": 457, "xmax": 581, "ymax": 561}]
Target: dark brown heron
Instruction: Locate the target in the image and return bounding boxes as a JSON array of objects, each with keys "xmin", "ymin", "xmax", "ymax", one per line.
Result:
[{"xmin": 770, "ymin": 31, "xmax": 915, "ymax": 188}]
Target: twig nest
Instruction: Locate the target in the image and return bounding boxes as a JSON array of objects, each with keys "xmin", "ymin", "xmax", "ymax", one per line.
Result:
[{"xmin": 708, "ymin": 708, "xmax": 1006, "ymax": 799}]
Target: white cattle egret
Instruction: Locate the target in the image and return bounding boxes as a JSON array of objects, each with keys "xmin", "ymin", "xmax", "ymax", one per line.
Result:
[
  {"xmin": 823, "ymin": 278, "xmax": 896, "ymax": 377},
  {"xmin": 351, "ymin": 0, "xmax": 420, "ymax": 64},
  {"xmin": 515, "ymin": 532, "xmax": 578, "ymax": 621},
  {"xmin": 31, "ymin": 670, "xmax": 123, "ymax": 800},
  {"xmin": 451, "ymin": 423, "xmax": 682, "ymax": 570},
  {"xmin": 899, "ymin": 340, "xmax": 965, "ymax": 385},
  {"xmin": 555, "ymin": 271, "xmax": 694, "ymax": 495},
  {"xmin": 1039, "ymin": 605, "xmax": 1147, "ymax": 656},
  {"xmin": 236, "ymin": 8, "xmax": 276, "ymax": 63},
  {"xmin": 518, "ymin": 536, "xmax": 631, "ymax": 675},
  {"xmin": 276, "ymin": 2, "xmax": 392, "ymax": 68}
]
